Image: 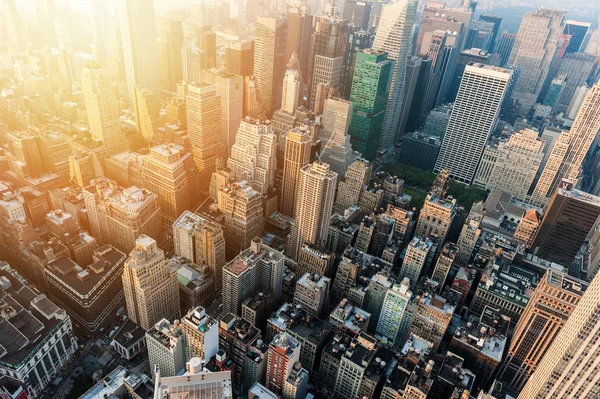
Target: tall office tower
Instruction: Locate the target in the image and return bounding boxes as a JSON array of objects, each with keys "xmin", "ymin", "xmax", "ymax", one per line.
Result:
[
  {"xmin": 563, "ymin": 20, "xmax": 591, "ymax": 54},
  {"xmin": 227, "ymin": 118, "xmax": 277, "ymax": 194},
  {"xmin": 122, "ymin": 235, "xmax": 180, "ymax": 330},
  {"xmin": 496, "ymin": 32, "xmax": 516, "ymax": 67},
  {"xmin": 415, "ymin": 193, "xmax": 457, "ymax": 244},
  {"xmin": 119, "ymin": 0, "xmax": 160, "ymax": 99},
  {"xmin": 397, "ymin": 56, "xmax": 422, "ymax": 136},
  {"xmin": 410, "ymin": 291, "xmax": 457, "ymax": 351},
  {"xmin": 134, "ymin": 87, "xmax": 160, "ymax": 143},
  {"xmin": 286, "ymin": 3, "xmax": 312, "ymax": 80},
  {"xmin": 496, "ymin": 270, "xmax": 586, "ymax": 392},
  {"xmin": 173, "ymin": 211, "xmax": 226, "ymax": 290},
  {"xmin": 567, "ymin": 85, "xmax": 590, "ymax": 119},
  {"xmin": 146, "ymin": 319, "xmax": 186, "ymax": 378},
  {"xmin": 434, "ymin": 64, "xmax": 512, "ymax": 183},
  {"xmin": 182, "ymin": 47, "xmax": 204, "ymax": 82},
  {"xmin": 531, "ymin": 180, "xmax": 600, "ymax": 266},
  {"xmin": 400, "ymin": 236, "xmax": 433, "ymax": 290},
  {"xmin": 281, "ymin": 69, "xmax": 302, "ymax": 115},
  {"xmin": 319, "ymin": 98, "xmax": 355, "ymax": 177},
  {"xmin": 529, "ymin": 130, "xmax": 571, "ymax": 206},
  {"xmin": 310, "ymin": 56, "xmax": 344, "ymax": 113},
  {"xmin": 516, "ymin": 268, "xmax": 600, "ymax": 398},
  {"xmin": 531, "ymin": 82, "xmax": 600, "ymax": 203},
  {"xmin": 243, "ymin": 76, "xmax": 267, "ymax": 119},
  {"xmin": 180, "ymin": 306, "xmax": 219, "ymax": 361},
  {"xmin": 454, "ymin": 202, "xmax": 483, "ymax": 267},
  {"xmin": 35, "ymin": 0, "xmax": 57, "ymax": 47},
  {"xmin": 281, "ymin": 126, "xmax": 312, "ymax": 217},
  {"xmin": 340, "ymin": 30, "xmax": 372, "ymax": 99},
  {"xmin": 197, "ymin": 26, "xmax": 216, "ymax": 69},
  {"xmin": 307, "ymin": 9, "xmax": 348, "ymax": 106},
  {"xmin": 222, "ymin": 237, "xmax": 284, "ymax": 315},
  {"xmin": 211, "ymin": 73, "xmax": 244, "ymax": 156},
  {"xmin": 266, "ymin": 332, "xmax": 302, "ymax": 396},
  {"xmin": 334, "ymin": 158, "xmax": 372, "ymax": 212},
  {"xmin": 479, "ymin": 15, "xmax": 502, "ymax": 52},
  {"xmin": 333, "ymin": 333, "xmax": 379, "ymax": 399},
  {"xmin": 348, "ymin": 49, "xmax": 392, "ymax": 160},
  {"xmin": 142, "ymin": 144, "xmax": 199, "ymax": 224},
  {"xmin": 153, "ymin": 361, "xmax": 232, "ymax": 398},
  {"xmin": 376, "ymin": 278, "xmax": 412, "ymax": 346},
  {"xmin": 431, "ymin": 242, "xmax": 458, "ymax": 287},
  {"xmin": 157, "ymin": 17, "xmax": 183, "ymax": 93},
  {"xmin": 508, "ymin": 8, "xmax": 566, "ymax": 112},
  {"xmin": 372, "ymin": 0, "xmax": 417, "ymax": 152},
  {"xmin": 365, "ymin": 273, "xmax": 394, "ymax": 330},
  {"xmin": 218, "ymin": 181, "xmax": 264, "ymax": 259},
  {"xmin": 4, "ymin": 0, "xmax": 26, "ymax": 51},
  {"xmin": 293, "ymin": 273, "xmax": 331, "ymax": 317},
  {"xmin": 288, "ymin": 162, "xmax": 337, "ymax": 260},
  {"xmin": 555, "ymin": 52, "xmax": 596, "ymax": 112},
  {"xmin": 226, "ymin": 39, "xmax": 254, "ymax": 76},
  {"xmin": 514, "ymin": 209, "xmax": 541, "ymax": 247},
  {"xmin": 81, "ymin": 63, "xmax": 129, "ymax": 156},
  {"xmin": 474, "ymin": 129, "xmax": 544, "ymax": 201},
  {"xmin": 254, "ymin": 16, "xmax": 287, "ymax": 116},
  {"xmin": 187, "ymin": 82, "xmax": 221, "ymax": 190},
  {"xmin": 343, "ymin": 0, "xmax": 372, "ymax": 31},
  {"xmin": 465, "ymin": 19, "xmax": 496, "ymax": 51},
  {"xmin": 82, "ymin": 177, "xmax": 162, "ymax": 253},
  {"xmin": 585, "ymin": 29, "xmax": 600, "ymax": 56}
]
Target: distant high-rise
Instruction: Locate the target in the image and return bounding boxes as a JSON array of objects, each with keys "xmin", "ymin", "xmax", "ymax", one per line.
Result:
[
  {"xmin": 281, "ymin": 126, "xmax": 312, "ymax": 217},
  {"xmin": 531, "ymin": 81, "xmax": 600, "ymax": 204},
  {"xmin": 517, "ymin": 267, "xmax": 600, "ymax": 398},
  {"xmin": 119, "ymin": 0, "xmax": 161, "ymax": 99},
  {"xmin": 508, "ymin": 8, "xmax": 566, "ymax": 111},
  {"xmin": 340, "ymin": 30, "xmax": 372, "ymax": 99},
  {"xmin": 319, "ymin": 97, "xmax": 355, "ymax": 177},
  {"xmin": 122, "ymin": 235, "xmax": 180, "ymax": 330},
  {"xmin": 434, "ymin": 63, "xmax": 512, "ymax": 184},
  {"xmin": 254, "ymin": 16, "xmax": 287, "ymax": 116},
  {"xmin": 496, "ymin": 32, "xmax": 516, "ymax": 67},
  {"xmin": 197, "ymin": 26, "xmax": 216, "ymax": 69},
  {"xmin": 35, "ymin": 0, "xmax": 58, "ymax": 47},
  {"xmin": 187, "ymin": 82, "xmax": 221, "ymax": 190},
  {"xmin": 289, "ymin": 162, "xmax": 338, "ymax": 260},
  {"xmin": 372, "ymin": 0, "xmax": 417, "ymax": 152},
  {"xmin": 563, "ymin": 20, "xmax": 591, "ymax": 54},
  {"xmin": 4, "ymin": 0, "xmax": 26, "ymax": 51},
  {"xmin": 348, "ymin": 49, "xmax": 392, "ymax": 160},
  {"xmin": 555, "ymin": 52, "xmax": 596, "ymax": 113},
  {"xmin": 286, "ymin": 3, "xmax": 312, "ymax": 80},
  {"xmin": 479, "ymin": 15, "xmax": 502, "ymax": 52},
  {"xmin": 343, "ymin": 0, "xmax": 372, "ymax": 31},
  {"xmin": 497, "ymin": 270, "xmax": 587, "ymax": 392},
  {"xmin": 226, "ymin": 39, "xmax": 254, "ymax": 76},
  {"xmin": 182, "ymin": 47, "xmax": 204, "ymax": 83},
  {"xmin": 307, "ymin": 10, "xmax": 348, "ymax": 107},
  {"xmin": 157, "ymin": 17, "xmax": 183, "ymax": 93}
]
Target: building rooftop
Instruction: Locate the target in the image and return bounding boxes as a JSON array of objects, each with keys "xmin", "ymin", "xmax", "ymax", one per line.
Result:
[
  {"xmin": 46, "ymin": 245, "xmax": 126, "ymax": 296},
  {"xmin": 330, "ymin": 299, "xmax": 371, "ymax": 335},
  {"xmin": 270, "ymin": 331, "xmax": 301, "ymax": 357},
  {"xmin": 480, "ymin": 262, "xmax": 538, "ymax": 308},
  {"xmin": 248, "ymin": 382, "xmax": 278, "ymax": 399},
  {"xmin": 0, "ymin": 262, "xmax": 68, "ymax": 369},
  {"xmin": 224, "ymin": 238, "xmax": 283, "ymax": 277},
  {"xmin": 269, "ymin": 303, "xmax": 331, "ymax": 344},
  {"xmin": 146, "ymin": 319, "xmax": 183, "ymax": 351},
  {"xmin": 219, "ymin": 314, "xmax": 260, "ymax": 346},
  {"xmin": 113, "ymin": 318, "xmax": 146, "ymax": 348},
  {"xmin": 454, "ymin": 306, "xmax": 509, "ymax": 362},
  {"xmin": 341, "ymin": 332, "xmax": 378, "ymax": 368},
  {"xmin": 174, "ymin": 258, "xmax": 214, "ymax": 292},
  {"xmin": 296, "ymin": 272, "xmax": 330, "ymax": 291},
  {"xmin": 182, "ymin": 307, "xmax": 218, "ymax": 335},
  {"xmin": 79, "ymin": 366, "xmax": 152, "ymax": 399}
]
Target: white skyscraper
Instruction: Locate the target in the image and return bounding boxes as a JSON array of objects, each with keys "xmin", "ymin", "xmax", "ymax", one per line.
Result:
[
  {"xmin": 435, "ymin": 63, "xmax": 513, "ymax": 184},
  {"xmin": 281, "ymin": 69, "xmax": 301, "ymax": 114},
  {"xmin": 119, "ymin": 0, "xmax": 161, "ymax": 99},
  {"xmin": 518, "ymin": 271, "xmax": 600, "ymax": 398},
  {"xmin": 372, "ymin": 0, "xmax": 418, "ymax": 152},
  {"xmin": 81, "ymin": 63, "xmax": 129, "ymax": 156},
  {"xmin": 227, "ymin": 118, "xmax": 277, "ymax": 194},
  {"xmin": 289, "ymin": 161, "xmax": 338, "ymax": 260}
]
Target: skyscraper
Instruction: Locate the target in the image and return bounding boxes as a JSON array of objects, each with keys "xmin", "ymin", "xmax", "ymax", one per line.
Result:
[
  {"xmin": 227, "ymin": 118, "xmax": 277, "ymax": 194},
  {"xmin": 563, "ymin": 20, "xmax": 591, "ymax": 54},
  {"xmin": 479, "ymin": 15, "xmax": 502, "ymax": 52},
  {"xmin": 318, "ymin": 97, "xmax": 355, "ymax": 178},
  {"xmin": 266, "ymin": 332, "xmax": 302, "ymax": 396},
  {"xmin": 119, "ymin": 0, "xmax": 161, "ymax": 99},
  {"xmin": 517, "ymin": 268, "xmax": 600, "ymax": 398},
  {"xmin": 372, "ymin": 0, "xmax": 417, "ymax": 152},
  {"xmin": 157, "ymin": 17, "xmax": 183, "ymax": 93},
  {"xmin": 289, "ymin": 162, "xmax": 338, "ymax": 260},
  {"xmin": 254, "ymin": 16, "xmax": 287, "ymax": 116},
  {"xmin": 122, "ymin": 235, "xmax": 180, "ymax": 330},
  {"xmin": 376, "ymin": 278, "xmax": 412, "ymax": 346},
  {"xmin": 281, "ymin": 126, "xmax": 312, "ymax": 217},
  {"xmin": 281, "ymin": 69, "xmax": 302, "ymax": 115},
  {"xmin": 496, "ymin": 32, "xmax": 516, "ymax": 67},
  {"xmin": 497, "ymin": 270, "xmax": 587, "ymax": 392},
  {"xmin": 187, "ymin": 82, "xmax": 221, "ymax": 190},
  {"xmin": 348, "ymin": 49, "xmax": 392, "ymax": 160},
  {"xmin": 197, "ymin": 26, "xmax": 216, "ymax": 69},
  {"xmin": 286, "ymin": 3, "xmax": 312, "ymax": 80},
  {"xmin": 434, "ymin": 63, "xmax": 512, "ymax": 184},
  {"xmin": 508, "ymin": 8, "xmax": 566, "ymax": 112},
  {"xmin": 400, "ymin": 236, "xmax": 434, "ymax": 290},
  {"xmin": 81, "ymin": 63, "xmax": 129, "ymax": 156}
]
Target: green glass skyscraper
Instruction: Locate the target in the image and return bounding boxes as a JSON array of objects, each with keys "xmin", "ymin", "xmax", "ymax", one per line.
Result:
[{"xmin": 348, "ymin": 49, "xmax": 392, "ymax": 160}]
